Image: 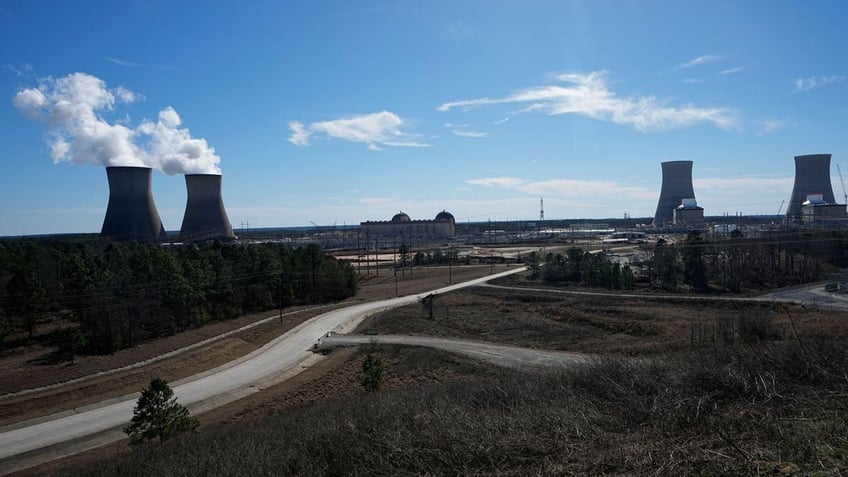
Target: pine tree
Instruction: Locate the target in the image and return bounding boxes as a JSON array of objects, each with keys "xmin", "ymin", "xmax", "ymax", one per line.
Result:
[
  {"xmin": 358, "ymin": 354, "xmax": 384, "ymax": 392},
  {"xmin": 124, "ymin": 378, "xmax": 198, "ymax": 444}
]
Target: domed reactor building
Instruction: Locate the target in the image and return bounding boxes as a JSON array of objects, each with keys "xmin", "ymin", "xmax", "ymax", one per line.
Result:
[
  {"xmin": 100, "ymin": 166, "xmax": 166, "ymax": 242},
  {"xmin": 361, "ymin": 210, "xmax": 456, "ymax": 240},
  {"xmin": 179, "ymin": 174, "xmax": 235, "ymax": 242}
]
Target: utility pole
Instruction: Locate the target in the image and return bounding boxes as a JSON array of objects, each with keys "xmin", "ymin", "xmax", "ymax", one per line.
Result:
[
  {"xmin": 278, "ymin": 271, "xmax": 283, "ymax": 324},
  {"xmin": 448, "ymin": 246, "xmax": 453, "ymax": 284}
]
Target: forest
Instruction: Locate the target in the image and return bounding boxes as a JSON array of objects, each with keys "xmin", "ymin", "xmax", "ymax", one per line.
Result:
[
  {"xmin": 532, "ymin": 230, "xmax": 848, "ymax": 293},
  {"xmin": 0, "ymin": 240, "xmax": 357, "ymax": 355}
]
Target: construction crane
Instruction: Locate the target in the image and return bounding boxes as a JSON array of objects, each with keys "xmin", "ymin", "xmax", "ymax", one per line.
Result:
[
  {"xmin": 838, "ymin": 164, "xmax": 848, "ymax": 205},
  {"xmin": 776, "ymin": 200, "xmax": 784, "ymax": 215}
]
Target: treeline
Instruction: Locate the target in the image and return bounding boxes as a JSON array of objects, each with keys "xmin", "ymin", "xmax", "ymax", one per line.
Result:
[
  {"xmin": 0, "ymin": 240, "xmax": 357, "ymax": 354},
  {"xmin": 528, "ymin": 248, "xmax": 636, "ymax": 290},
  {"xmin": 528, "ymin": 230, "xmax": 847, "ymax": 293},
  {"xmin": 649, "ymin": 230, "xmax": 846, "ymax": 292}
]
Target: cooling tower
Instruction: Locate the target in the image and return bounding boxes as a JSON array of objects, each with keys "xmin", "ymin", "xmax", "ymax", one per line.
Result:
[
  {"xmin": 653, "ymin": 161, "xmax": 696, "ymax": 227},
  {"xmin": 100, "ymin": 166, "xmax": 166, "ymax": 241},
  {"xmin": 786, "ymin": 154, "xmax": 836, "ymax": 219},
  {"xmin": 179, "ymin": 173, "xmax": 235, "ymax": 241}
]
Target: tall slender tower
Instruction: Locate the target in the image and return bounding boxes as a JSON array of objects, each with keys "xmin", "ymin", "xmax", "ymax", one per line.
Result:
[
  {"xmin": 653, "ymin": 161, "xmax": 696, "ymax": 227},
  {"xmin": 100, "ymin": 166, "xmax": 166, "ymax": 241},
  {"xmin": 786, "ymin": 154, "xmax": 836, "ymax": 219},
  {"xmin": 540, "ymin": 197, "xmax": 544, "ymax": 221},
  {"xmin": 179, "ymin": 173, "xmax": 235, "ymax": 241}
]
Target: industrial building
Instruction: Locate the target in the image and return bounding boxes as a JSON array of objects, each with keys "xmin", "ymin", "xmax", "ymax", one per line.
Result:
[
  {"xmin": 786, "ymin": 154, "xmax": 837, "ymax": 220},
  {"xmin": 179, "ymin": 174, "xmax": 235, "ymax": 241},
  {"xmin": 673, "ymin": 198, "xmax": 705, "ymax": 228},
  {"xmin": 100, "ymin": 166, "xmax": 166, "ymax": 242},
  {"xmin": 361, "ymin": 210, "xmax": 456, "ymax": 240},
  {"xmin": 653, "ymin": 161, "xmax": 701, "ymax": 227},
  {"xmin": 799, "ymin": 193, "xmax": 847, "ymax": 228}
]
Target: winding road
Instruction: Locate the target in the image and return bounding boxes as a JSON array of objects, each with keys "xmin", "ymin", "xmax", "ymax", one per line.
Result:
[{"xmin": 0, "ymin": 267, "xmax": 526, "ymax": 475}]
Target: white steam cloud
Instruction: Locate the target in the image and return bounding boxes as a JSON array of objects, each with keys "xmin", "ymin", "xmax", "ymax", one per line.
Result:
[{"xmin": 13, "ymin": 72, "xmax": 221, "ymax": 174}]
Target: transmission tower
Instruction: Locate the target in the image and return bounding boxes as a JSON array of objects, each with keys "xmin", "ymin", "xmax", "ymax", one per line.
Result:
[{"xmin": 539, "ymin": 197, "xmax": 544, "ymax": 221}]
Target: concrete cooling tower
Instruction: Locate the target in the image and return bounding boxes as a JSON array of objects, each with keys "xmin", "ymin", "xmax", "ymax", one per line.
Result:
[
  {"xmin": 179, "ymin": 174, "xmax": 235, "ymax": 241},
  {"xmin": 653, "ymin": 161, "xmax": 696, "ymax": 227},
  {"xmin": 786, "ymin": 154, "xmax": 836, "ymax": 219},
  {"xmin": 100, "ymin": 166, "xmax": 166, "ymax": 241}
]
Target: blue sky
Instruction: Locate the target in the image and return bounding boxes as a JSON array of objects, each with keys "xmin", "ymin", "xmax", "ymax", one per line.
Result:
[{"xmin": 1, "ymin": 0, "xmax": 847, "ymax": 235}]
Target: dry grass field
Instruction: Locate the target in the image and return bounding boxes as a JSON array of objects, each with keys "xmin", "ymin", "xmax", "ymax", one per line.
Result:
[{"xmin": 10, "ymin": 267, "xmax": 848, "ymax": 476}]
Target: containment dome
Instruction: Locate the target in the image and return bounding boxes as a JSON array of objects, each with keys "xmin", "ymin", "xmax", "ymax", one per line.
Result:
[
  {"xmin": 100, "ymin": 166, "xmax": 166, "ymax": 242},
  {"xmin": 179, "ymin": 174, "xmax": 235, "ymax": 241},
  {"xmin": 435, "ymin": 210, "xmax": 455, "ymax": 222},
  {"xmin": 391, "ymin": 211, "xmax": 411, "ymax": 222}
]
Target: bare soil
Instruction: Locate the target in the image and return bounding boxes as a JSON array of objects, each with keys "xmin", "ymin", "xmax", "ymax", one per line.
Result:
[{"xmin": 0, "ymin": 264, "xmax": 500, "ymax": 427}]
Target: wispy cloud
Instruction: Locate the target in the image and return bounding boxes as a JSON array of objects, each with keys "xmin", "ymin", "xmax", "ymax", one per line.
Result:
[
  {"xmin": 467, "ymin": 176, "xmax": 656, "ymax": 200},
  {"xmin": 682, "ymin": 78, "xmax": 703, "ymax": 84},
  {"xmin": 720, "ymin": 65, "xmax": 747, "ymax": 75},
  {"xmin": 791, "ymin": 75, "xmax": 846, "ymax": 94},
  {"xmin": 105, "ymin": 57, "xmax": 179, "ymax": 72},
  {"xmin": 674, "ymin": 54, "xmax": 723, "ymax": 70},
  {"xmin": 438, "ymin": 71, "xmax": 735, "ymax": 132},
  {"xmin": 288, "ymin": 111, "xmax": 432, "ymax": 150},
  {"xmin": 758, "ymin": 119, "xmax": 787, "ymax": 136},
  {"xmin": 467, "ymin": 177, "xmax": 526, "ymax": 188},
  {"xmin": 446, "ymin": 123, "xmax": 489, "ymax": 138},
  {"xmin": 452, "ymin": 130, "xmax": 489, "ymax": 138},
  {"xmin": 2, "ymin": 63, "xmax": 33, "ymax": 76}
]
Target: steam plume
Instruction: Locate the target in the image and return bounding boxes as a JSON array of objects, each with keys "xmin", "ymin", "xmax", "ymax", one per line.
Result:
[{"xmin": 13, "ymin": 72, "xmax": 221, "ymax": 175}]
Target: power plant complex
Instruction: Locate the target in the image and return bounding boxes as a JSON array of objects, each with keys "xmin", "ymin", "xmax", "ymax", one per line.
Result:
[
  {"xmin": 100, "ymin": 167, "xmax": 235, "ymax": 242},
  {"xmin": 96, "ymin": 153, "xmax": 845, "ymax": 242},
  {"xmin": 361, "ymin": 211, "xmax": 456, "ymax": 240}
]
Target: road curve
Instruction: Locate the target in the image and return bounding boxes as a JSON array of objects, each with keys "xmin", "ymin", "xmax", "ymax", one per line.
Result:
[
  {"xmin": 319, "ymin": 334, "xmax": 588, "ymax": 369},
  {"xmin": 0, "ymin": 267, "xmax": 526, "ymax": 474}
]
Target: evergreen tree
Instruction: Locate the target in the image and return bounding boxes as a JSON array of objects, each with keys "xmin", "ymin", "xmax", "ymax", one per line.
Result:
[
  {"xmin": 358, "ymin": 354, "xmax": 384, "ymax": 392},
  {"xmin": 124, "ymin": 378, "xmax": 198, "ymax": 444}
]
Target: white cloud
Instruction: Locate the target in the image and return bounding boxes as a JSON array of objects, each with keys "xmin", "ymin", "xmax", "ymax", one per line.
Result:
[
  {"xmin": 137, "ymin": 106, "xmax": 222, "ymax": 174},
  {"xmin": 452, "ymin": 129, "xmax": 489, "ymax": 138},
  {"xmin": 758, "ymin": 119, "xmax": 787, "ymax": 136},
  {"xmin": 682, "ymin": 78, "xmax": 703, "ymax": 84},
  {"xmin": 466, "ymin": 177, "xmax": 527, "ymax": 188},
  {"xmin": 438, "ymin": 71, "xmax": 735, "ymax": 132},
  {"xmin": 468, "ymin": 176, "xmax": 655, "ymax": 200},
  {"xmin": 288, "ymin": 111, "xmax": 431, "ymax": 150},
  {"xmin": 105, "ymin": 57, "xmax": 179, "ymax": 72},
  {"xmin": 694, "ymin": 177, "xmax": 793, "ymax": 191},
  {"xmin": 674, "ymin": 54, "xmax": 723, "ymax": 70},
  {"xmin": 720, "ymin": 65, "xmax": 746, "ymax": 75},
  {"xmin": 791, "ymin": 75, "xmax": 846, "ymax": 94},
  {"xmin": 14, "ymin": 72, "xmax": 220, "ymax": 174},
  {"xmin": 287, "ymin": 121, "xmax": 311, "ymax": 146},
  {"xmin": 2, "ymin": 63, "xmax": 33, "ymax": 76},
  {"xmin": 13, "ymin": 73, "xmax": 144, "ymax": 167}
]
